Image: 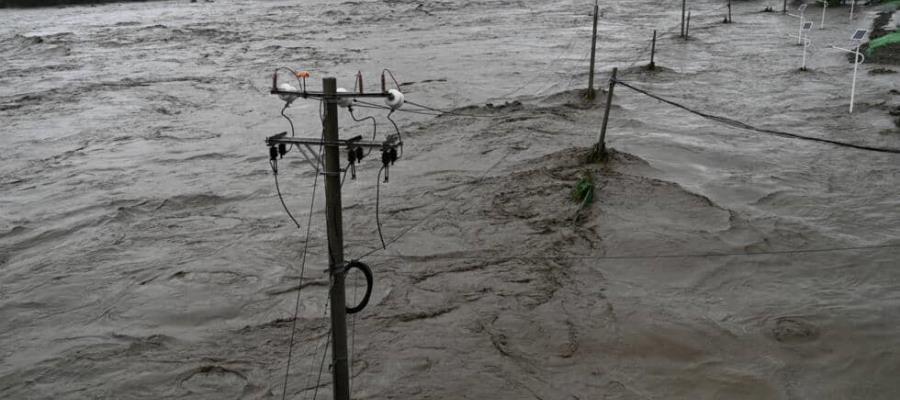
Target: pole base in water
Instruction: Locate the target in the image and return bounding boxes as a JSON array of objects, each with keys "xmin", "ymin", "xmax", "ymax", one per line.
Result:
[{"xmin": 588, "ymin": 143, "xmax": 608, "ymax": 163}]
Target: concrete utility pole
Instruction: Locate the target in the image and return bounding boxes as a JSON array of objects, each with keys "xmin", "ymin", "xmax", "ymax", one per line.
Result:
[
  {"xmin": 268, "ymin": 75, "xmax": 395, "ymax": 400},
  {"xmin": 587, "ymin": 0, "xmax": 599, "ymax": 99},
  {"xmin": 322, "ymin": 77, "xmax": 351, "ymax": 400}
]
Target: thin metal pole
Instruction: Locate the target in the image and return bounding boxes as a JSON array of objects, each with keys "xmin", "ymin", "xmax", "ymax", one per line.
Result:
[
  {"xmin": 783, "ymin": 0, "xmax": 787, "ymax": 14},
  {"xmin": 850, "ymin": 0, "xmax": 855, "ymax": 21},
  {"xmin": 587, "ymin": 0, "xmax": 599, "ymax": 99},
  {"xmin": 597, "ymin": 67, "xmax": 617, "ymax": 155},
  {"xmin": 821, "ymin": 0, "xmax": 826, "ymax": 29},
  {"xmin": 322, "ymin": 77, "xmax": 351, "ymax": 400},
  {"xmin": 801, "ymin": 38, "xmax": 809, "ymax": 70},
  {"xmin": 850, "ymin": 45, "xmax": 860, "ymax": 113},
  {"xmin": 649, "ymin": 30, "xmax": 657, "ymax": 69},
  {"xmin": 681, "ymin": 0, "xmax": 687, "ymax": 37},
  {"xmin": 686, "ymin": 11, "xmax": 691, "ymax": 39},
  {"xmin": 727, "ymin": 0, "xmax": 732, "ymax": 22}
]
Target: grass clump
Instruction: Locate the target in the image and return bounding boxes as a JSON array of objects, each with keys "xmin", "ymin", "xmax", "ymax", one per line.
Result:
[{"xmin": 572, "ymin": 170, "xmax": 595, "ymax": 206}]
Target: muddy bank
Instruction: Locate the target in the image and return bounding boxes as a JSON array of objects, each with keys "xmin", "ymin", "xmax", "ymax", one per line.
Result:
[{"xmin": 860, "ymin": 9, "xmax": 900, "ymax": 65}]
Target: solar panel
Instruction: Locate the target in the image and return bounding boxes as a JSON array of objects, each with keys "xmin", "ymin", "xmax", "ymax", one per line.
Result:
[
  {"xmin": 851, "ymin": 29, "xmax": 867, "ymax": 41},
  {"xmin": 802, "ymin": 22, "xmax": 813, "ymax": 30}
]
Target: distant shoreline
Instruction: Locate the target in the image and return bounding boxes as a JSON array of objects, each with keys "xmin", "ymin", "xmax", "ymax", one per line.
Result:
[{"xmin": 1, "ymin": 0, "xmax": 153, "ymax": 8}]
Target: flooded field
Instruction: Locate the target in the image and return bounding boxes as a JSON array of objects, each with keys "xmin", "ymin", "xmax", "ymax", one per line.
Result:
[{"xmin": 1, "ymin": 0, "xmax": 899, "ymax": 398}]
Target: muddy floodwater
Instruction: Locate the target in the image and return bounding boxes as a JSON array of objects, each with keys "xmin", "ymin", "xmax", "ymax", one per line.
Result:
[{"xmin": 2, "ymin": 0, "xmax": 900, "ymax": 398}]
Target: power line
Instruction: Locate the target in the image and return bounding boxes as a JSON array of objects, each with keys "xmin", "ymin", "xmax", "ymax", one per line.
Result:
[
  {"xmin": 354, "ymin": 152, "xmax": 511, "ymax": 260},
  {"xmin": 280, "ymin": 127, "xmax": 325, "ymax": 400},
  {"xmin": 614, "ymin": 79, "xmax": 900, "ymax": 154},
  {"xmin": 361, "ymin": 243, "xmax": 900, "ymax": 262}
]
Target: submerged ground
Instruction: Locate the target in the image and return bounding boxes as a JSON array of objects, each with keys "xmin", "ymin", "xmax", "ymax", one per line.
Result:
[{"xmin": 1, "ymin": 0, "xmax": 899, "ymax": 398}]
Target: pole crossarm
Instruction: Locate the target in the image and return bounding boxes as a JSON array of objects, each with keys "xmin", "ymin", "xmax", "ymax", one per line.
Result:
[
  {"xmin": 266, "ymin": 134, "xmax": 394, "ymax": 149},
  {"xmin": 270, "ymin": 89, "xmax": 393, "ymax": 101}
]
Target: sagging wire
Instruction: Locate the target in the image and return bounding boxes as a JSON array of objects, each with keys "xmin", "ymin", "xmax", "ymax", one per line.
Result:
[
  {"xmin": 349, "ymin": 106, "xmax": 378, "ymax": 156},
  {"xmin": 375, "ymin": 166, "xmax": 387, "ymax": 249},
  {"xmin": 361, "ymin": 242, "xmax": 900, "ymax": 262},
  {"xmin": 381, "ymin": 68, "xmax": 401, "ymax": 92},
  {"xmin": 275, "ymin": 66, "xmax": 306, "ymax": 92},
  {"xmin": 310, "ymin": 326, "xmax": 332, "ymax": 400},
  {"xmin": 355, "ymin": 151, "xmax": 511, "ymax": 260},
  {"xmin": 404, "ymin": 100, "xmax": 499, "ymax": 119},
  {"xmin": 355, "ymin": 98, "xmax": 499, "ymax": 119},
  {"xmin": 353, "ymin": 101, "xmax": 445, "ymax": 117},
  {"xmin": 613, "ymin": 78, "xmax": 900, "ymax": 154},
  {"xmin": 270, "ymin": 158, "xmax": 303, "ymax": 230},
  {"xmin": 386, "ymin": 111, "xmax": 404, "ymax": 159},
  {"xmin": 280, "ymin": 100, "xmax": 326, "ymax": 400},
  {"xmin": 299, "ymin": 278, "xmax": 332, "ymax": 399}
]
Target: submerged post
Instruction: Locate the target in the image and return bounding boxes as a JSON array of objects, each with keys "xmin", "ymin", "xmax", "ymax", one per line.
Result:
[
  {"xmin": 322, "ymin": 77, "xmax": 351, "ymax": 400},
  {"xmin": 727, "ymin": 0, "xmax": 732, "ymax": 23},
  {"xmin": 587, "ymin": 0, "xmax": 599, "ymax": 99},
  {"xmin": 596, "ymin": 67, "xmax": 618, "ymax": 157},
  {"xmin": 686, "ymin": 11, "xmax": 691, "ymax": 39},
  {"xmin": 681, "ymin": 0, "xmax": 687, "ymax": 37},
  {"xmin": 649, "ymin": 29, "xmax": 657, "ymax": 69}
]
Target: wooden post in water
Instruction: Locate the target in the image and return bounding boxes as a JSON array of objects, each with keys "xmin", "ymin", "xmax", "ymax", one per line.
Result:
[
  {"xmin": 681, "ymin": 0, "xmax": 687, "ymax": 37},
  {"xmin": 686, "ymin": 10, "xmax": 691, "ymax": 39},
  {"xmin": 727, "ymin": 0, "xmax": 733, "ymax": 23},
  {"xmin": 649, "ymin": 30, "xmax": 657, "ymax": 69},
  {"xmin": 587, "ymin": 0, "xmax": 599, "ymax": 99},
  {"xmin": 322, "ymin": 77, "xmax": 351, "ymax": 400},
  {"xmin": 595, "ymin": 67, "xmax": 618, "ymax": 158}
]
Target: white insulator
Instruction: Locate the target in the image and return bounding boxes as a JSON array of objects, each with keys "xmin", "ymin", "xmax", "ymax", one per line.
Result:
[
  {"xmin": 336, "ymin": 87, "xmax": 353, "ymax": 108},
  {"xmin": 385, "ymin": 89, "xmax": 404, "ymax": 110},
  {"xmin": 278, "ymin": 82, "xmax": 299, "ymax": 103}
]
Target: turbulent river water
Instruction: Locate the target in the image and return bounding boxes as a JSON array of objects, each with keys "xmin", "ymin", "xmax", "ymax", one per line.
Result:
[{"xmin": 2, "ymin": 0, "xmax": 900, "ymax": 399}]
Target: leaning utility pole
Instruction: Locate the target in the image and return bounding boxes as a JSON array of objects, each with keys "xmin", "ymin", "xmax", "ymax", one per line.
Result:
[{"xmin": 587, "ymin": 0, "xmax": 600, "ymax": 99}]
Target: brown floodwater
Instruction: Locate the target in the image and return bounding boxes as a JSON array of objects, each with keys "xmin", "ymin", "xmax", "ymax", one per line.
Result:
[{"xmin": 1, "ymin": 0, "xmax": 899, "ymax": 398}]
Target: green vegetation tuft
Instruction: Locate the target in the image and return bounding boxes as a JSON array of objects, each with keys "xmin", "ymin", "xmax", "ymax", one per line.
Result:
[
  {"xmin": 572, "ymin": 171, "xmax": 595, "ymax": 206},
  {"xmin": 867, "ymin": 32, "xmax": 900, "ymax": 56}
]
